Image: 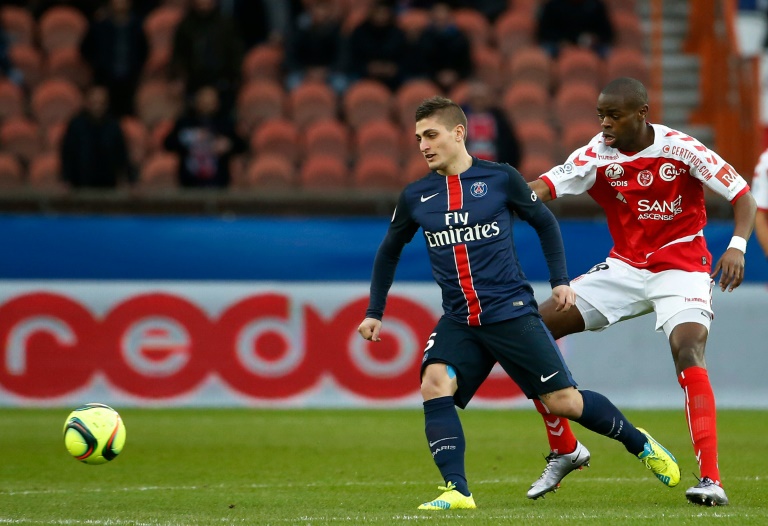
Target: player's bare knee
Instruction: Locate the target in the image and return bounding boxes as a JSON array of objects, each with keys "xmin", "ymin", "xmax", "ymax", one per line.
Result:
[
  {"xmin": 539, "ymin": 388, "xmax": 582, "ymax": 419},
  {"xmin": 420, "ymin": 363, "xmax": 457, "ymax": 400}
]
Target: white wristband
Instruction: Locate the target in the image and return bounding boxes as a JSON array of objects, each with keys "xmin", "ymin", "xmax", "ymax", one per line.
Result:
[{"xmin": 727, "ymin": 236, "xmax": 747, "ymax": 254}]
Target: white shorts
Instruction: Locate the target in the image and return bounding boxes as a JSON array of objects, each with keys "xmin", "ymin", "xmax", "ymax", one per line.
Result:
[{"xmin": 571, "ymin": 257, "xmax": 714, "ymax": 336}]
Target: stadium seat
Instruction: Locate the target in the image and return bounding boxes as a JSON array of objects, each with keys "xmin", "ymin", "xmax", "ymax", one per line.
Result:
[
  {"xmin": 30, "ymin": 78, "xmax": 83, "ymax": 128},
  {"xmin": 453, "ymin": 8, "xmax": 491, "ymax": 49},
  {"xmin": 299, "ymin": 153, "xmax": 349, "ymax": 190},
  {"xmin": 395, "ymin": 79, "xmax": 441, "ymax": 128},
  {"xmin": 519, "ymin": 154, "xmax": 556, "ymax": 183},
  {"xmin": 604, "ymin": 0, "xmax": 637, "ymax": 14},
  {"xmin": 0, "ymin": 117, "xmax": 41, "ymax": 163},
  {"xmin": 143, "ymin": 5, "xmax": 184, "ymax": 51},
  {"xmin": 448, "ymin": 81, "xmax": 469, "ymax": 106},
  {"xmin": 250, "ymin": 118, "xmax": 300, "ymax": 165},
  {"xmin": 341, "ymin": 6, "xmax": 367, "ymax": 35},
  {"xmin": 404, "ymin": 154, "xmax": 429, "ymax": 183},
  {"xmin": 149, "ymin": 119, "xmax": 174, "ymax": 153},
  {"xmin": 471, "ymin": 45, "xmax": 504, "ymax": 92},
  {"xmin": 611, "ymin": 11, "xmax": 646, "ymax": 52},
  {"xmin": 515, "ymin": 119, "xmax": 557, "ymax": 161},
  {"xmin": 138, "ymin": 152, "xmax": 179, "ymax": 191},
  {"xmin": 554, "ymin": 83, "xmax": 600, "ymax": 128},
  {"xmin": 505, "ymin": 46, "xmax": 553, "ymax": 90},
  {"xmin": 8, "ymin": 44, "xmax": 43, "ymax": 89},
  {"xmin": 242, "ymin": 44, "xmax": 284, "ymax": 83},
  {"xmin": 561, "ymin": 120, "xmax": 600, "ymax": 157},
  {"xmin": 134, "ymin": 80, "xmax": 181, "ymax": 128},
  {"xmin": 354, "ymin": 119, "xmax": 402, "ymax": 160},
  {"xmin": 45, "ymin": 47, "xmax": 92, "ymax": 88},
  {"xmin": 302, "ymin": 118, "xmax": 350, "ymax": 163},
  {"xmin": 120, "ymin": 117, "xmax": 149, "ymax": 166},
  {"xmin": 605, "ymin": 48, "xmax": 649, "ymax": 85},
  {"xmin": 0, "ymin": 79, "xmax": 24, "ymax": 121},
  {"xmin": 38, "ymin": 6, "xmax": 88, "ymax": 52},
  {"xmin": 243, "ymin": 154, "xmax": 296, "ymax": 189},
  {"xmin": 289, "ymin": 81, "xmax": 338, "ymax": 129},
  {"xmin": 142, "ymin": 47, "xmax": 171, "ymax": 80},
  {"xmin": 397, "ymin": 8, "xmax": 430, "ymax": 39},
  {"xmin": 1, "ymin": 6, "xmax": 35, "ymax": 46},
  {"xmin": 342, "ymin": 80, "xmax": 393, "ymax": 129},
  {"xmin": 494, "ymin": 11, "xmax": 535, "ymax": 57},
  {"xmin": 352, "ymin": 154, "xmax": 402, "ymax": 190},
  {"xmin": 43, "ymin": 121, "xmax": 67, "ymax": 152},
  {"xmin": 236, "ymin": 80, "xmax": 286, "ymax": 137},
  {"xmin": 27, "ymin": 152, "xmax": 64, "ymax": 191},
  {"xmin": 501, "ymin": 82, "xmax": 550, "ymax": 126},
  {"xmin": 555, "ymin": 47, "xmax": 604, "ymax": 92},
  {"xmin": 0, "ymin": 152, "xmax": 24, "ymax": 189}
]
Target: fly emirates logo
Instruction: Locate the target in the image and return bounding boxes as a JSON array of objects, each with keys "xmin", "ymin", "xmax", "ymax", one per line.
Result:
[
  {"xmin": 424, "ymin": 211, "xmax": 501, "ymax": 248},
  {"xmin": 636, "ymin": 195, "xmax": 683, "ymax": 221}
]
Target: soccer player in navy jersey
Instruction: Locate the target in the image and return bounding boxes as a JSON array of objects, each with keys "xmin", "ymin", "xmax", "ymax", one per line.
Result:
[
  {"xmin": 357, "ymin": 96, "xmax": 680, "ymax": 510},
  {"xmin": 526, "ymin": 77, "xmax": 757, "ymax": 506}
]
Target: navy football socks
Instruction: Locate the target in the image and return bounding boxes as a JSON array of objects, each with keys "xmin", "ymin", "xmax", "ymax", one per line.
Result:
[
  {"xmin": 575, "ymin": 389, "xmax": 647, "ymax": 455},
  {"xmin": 423, "ymin": 396, "xmax": 470, "ymax": 496}
]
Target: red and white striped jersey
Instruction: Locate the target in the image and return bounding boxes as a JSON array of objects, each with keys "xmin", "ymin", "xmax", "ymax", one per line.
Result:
[
  {"xmin": 541, "ymin": 123, "xmax": 750, "ymax": 273},
  {"xmin": 752, "ymin": 147, "xmax": 768, "ymax": 212}
]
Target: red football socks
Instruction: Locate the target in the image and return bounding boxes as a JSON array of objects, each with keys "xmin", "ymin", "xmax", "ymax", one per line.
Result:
[
  {"xmin": 534, "ymin": 398, "xmax": 577, "ymax": 455},
  {"xmin": 679, "ymin": 366, "xmax": 722, "ymax": 485}
]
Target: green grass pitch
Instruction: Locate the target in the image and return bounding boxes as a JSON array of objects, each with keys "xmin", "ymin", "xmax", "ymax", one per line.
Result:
[{"xmin": 1, "ymin": 408, "xmax": 766, "ymax": 525}]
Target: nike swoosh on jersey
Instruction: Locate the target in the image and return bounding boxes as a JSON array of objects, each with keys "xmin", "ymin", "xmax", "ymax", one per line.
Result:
[
  {"xmin": 540, "ymin": 371, "xmax": 559, "ymax": 382},
  {"xmin": 428, "ymin": 436, "xmax": 457, "ymax": 447},
  {"xmin": 421, "ymin": 193, "xmax": 439, "ymax": 202}
]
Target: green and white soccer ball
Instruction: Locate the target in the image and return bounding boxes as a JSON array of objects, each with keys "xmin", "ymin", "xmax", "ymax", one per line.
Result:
[{"xmin": 63, "ymin": 403, "xmax": 126, "ymax": 465}]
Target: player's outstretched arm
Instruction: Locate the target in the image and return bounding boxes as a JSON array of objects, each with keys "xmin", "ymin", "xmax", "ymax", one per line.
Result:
[
  {"xmin": 358, "ymin": 317, "xmax": 382, "ymax": 342},
  {"xmin": 711, "ymin": 192, "xmax": 757, "ymax": 292},
  {"xmin": 551, "ymin": 284, "xmax": 576, "ymax": 312},
  {"xmin": 529, "ymin": 179, "xmax": 553, "ymax": 202}
]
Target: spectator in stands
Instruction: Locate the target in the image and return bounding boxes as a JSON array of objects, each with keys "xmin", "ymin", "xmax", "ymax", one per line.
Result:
[
  {"xmin": 344, "ymin": 1, "xmax": 407, "ymax": 91},
  {"xmin": 219, "ymin": 0, "xmax": 292, "ymax": 50},
  {"xmin": 81, "ymin": 0, "xmax": 148, "ymax": 117},
  {"xmin": 60, "ymin": 84, "xmax": 133, "ymax": 188},
  {"xmin": 170, "ymin": 0, "xmax": 244, "ymax": 113},
  {"xmin": 412, "ymin": 2, "xmax": 472, "ymax": 92},
  {"xmin": 28, "ymin": 0, "xmax": 103, "ymax": 20},
  {"xmin": 462, "ymin": 79, "xmax": 520, "ymax": 167},
  {"xmin": 163, "ymin": 85, "xmax": 246, "ymax": 189},
  {"xmin": 285, "ymin": 0, "xmax": 346, "ymax": 93},
  {"xmin": 536, "ymin": 0, "xmax": 615, "ymax": 58},
  {"xmin": 0, "ymin": 28, "xmax": 23, "ymax": 85}
]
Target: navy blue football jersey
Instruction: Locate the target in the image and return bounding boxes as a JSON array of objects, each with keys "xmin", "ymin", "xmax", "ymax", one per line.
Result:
[{"xmin": 366, "ymin": 158, "xmax": 570, "ymax": 326}]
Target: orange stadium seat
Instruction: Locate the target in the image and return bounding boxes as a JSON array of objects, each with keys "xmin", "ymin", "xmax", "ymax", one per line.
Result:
[
  {"xmin": 519, "ymin": 154, "xmax": 556, "ymax": 183},
  {"xmin": 515, "ymin": 119, "xmax": 557, "ymax": 161},
  {"xmin": 509, "ymin": 0, "xmax": 540, "ymax": 16},
  {"xmin": 243, "ymin": 154, "xmax": 296, "ymax": 189},
  {"xmin": 341, "ymin": 6, "xmax": 368, "ymax": 35},
  {"xmin": 554, "ymin": 83, "xmax": 600, "ymax": 128},
  {"xmin": 494, "ymin": 11, "xmax": 535, "ymax": 57},
  {"xmin": 561, "ymin": 120, "xmax": 599, "ymax": 157},
  {"xmin": 448, "ymin": 81, "xmax": 469, "ymax": 106},
  {"xmin": 395, "ymin": 79, "xmax": 441, "ymax": 128},
  {"xmin": 236, "ymin": 80, "xmax": 287, "ymax": 137},
  {"xmin": 453, "ymin": 8, "xmax": 491, "ymax": 49},
  {"xmin": 45, "ymin": 47, "xmax": 92, "ymax": 88},
  {"xmin": 342, "ymin": 80, "xmax": 393, "ymax": 129},
  {"xmin": 149, "ymin": 119, "xmax": 174, "ymax": 153},
  {"xmin": 27, "ymin": 152, "xmax": 64, "ymax": 191},
  {"xmin": 611, "ymin": 11, "xmax": 646, "ymax": 52},
  {"xmin": 142, "ymin": 47, "xmax": 171, "ymax": 80},
  {"xmin": 355, "ymin": 119, "xmax": 401, "ymax": 160},
  {"xmin": 242, "ymin": 44, "xmax": 284, "ymax": 83},
  {"xmin": 397, "ymin": 8, "xmax": 430, "ymax": 39},
  {"xmin": 0, "ymin": 79, "xmax": 24, "ymax": 121},
  {"xmin": 30, "ymin": 78, "xmax": 82, "ymax": 128},
  {"xmin": 1, "ymin": 6, "xmax": 35, "ymax": 46},
  {"xmin": 605, "ymin": 48, "xmax": 649, "ymax": 85},
  {"xmin": 134, "ymin": 80, "xmax": 181, "ymax": 128},
  {"xmin": 471, "ymin": 45, "xmax": 504, "ymax": 92},
  {"xmin": 143, "ymin": 5, "xmax": 184, "ymax": 51},
  {"xmin": 604, "ymin": 0, "xmax": 637, "ymax": 14},
  {"xmin": 299, "ymin": 153, "xmax": 349, "ymax": 190},
  {"xmin": 555, "ymin": 47, "xmax": 604, "ymax": 92},
  {"xmin": 9, "ymin": 45, "xmax": 43, "ymax": 89},
  {"xmin": 43, "ymin": 121, "xmax": 67, "ymax": 152},
  {"xmin": 120, "ymin": 117, "xmax": 149, "ymax": 166},
  {"xmin": 138, "ymin": 152, "xmax": 179, "ymax": 191},
  {"xmin": 302, "ymin": 118, "xmax": 350, "ymax": 162},
  {"xmin": 0, "ymin": 117, "xmax": 41, "ymax": 163},
  {"xmin": 289, "ymin": 81, "xmax": 338, "ymax": 128},
  {"xmin": 250, "ymin": 118, "xmax": 300, "ymax": 165},
  {"xmin": 505, "ymin": 46, "xmax": 553, "ymax": 90},
  {"xmin": 501, "ymin": 82, "xmax": 550, "ymax": 126},
  {"xmin": 404, "ymin": 154, "xmax": 429, "ymax": 183},
  {"xmin": 0, "ymin": 152, "xmax": 24, "ymax": 189},
  {"xmin": 352, "ymin": 154, "xmax": 402, "ymax": 190},
  {"xmin": 38, "ymin": 6, "xmax": 88, "ymax": 52}
]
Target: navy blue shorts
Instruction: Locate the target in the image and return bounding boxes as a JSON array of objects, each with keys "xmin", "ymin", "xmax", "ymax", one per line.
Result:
[{"xmin": 420, "ymin": 314, "xmax": 577, "ymax": 408}]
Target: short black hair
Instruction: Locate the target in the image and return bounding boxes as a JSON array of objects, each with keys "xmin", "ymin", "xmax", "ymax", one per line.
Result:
[
  {"xmin": 415, "ymin": 96, "xmax": 467, "ymax": 130},
  {"xmin": 601, "ymin": 77, "xmax": 648, "ymax": 108}
]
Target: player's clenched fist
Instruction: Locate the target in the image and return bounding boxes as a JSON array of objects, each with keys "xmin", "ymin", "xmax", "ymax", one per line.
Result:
[
  {"xmin": 551, "ymin": 284, "xmax": 576, "ymax": 312},
  {"xmin": 358, "ymin": 317, "xmax": 382, "ymax": 342}
]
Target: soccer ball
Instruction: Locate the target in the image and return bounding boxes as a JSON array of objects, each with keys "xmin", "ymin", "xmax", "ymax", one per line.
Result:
[{"xmin": 63, "ymin": 403, "xmax": 126, "ymax": 465}]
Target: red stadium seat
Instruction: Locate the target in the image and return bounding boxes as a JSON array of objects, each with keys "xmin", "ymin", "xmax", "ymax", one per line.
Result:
[
  {"xmin": 555, "ymin": 47, "xmax": 604, "ymax": 92},
  {"xmin": 289, "ymin": 81, "xmax": 338, "ymax": 128},
  {"xmin": 0, "ymin": 152, "xmax": 24, "ymax": 189},
  {"xmin": 0, "ymin": 117, "xmax": 41, "ymax": 163},
  {"xmin": 250, "ymin": 118, "xmax": 300, "ymax": 165},
  {"xmin": 38, "ymin": 6, "xmax": 88, "ymax": 52},
  {"xmin": 134, "ymin": 80, "xmax": 181, "ymax": 128},
  {"xmin": 397, "ymin": 8, "xmax": 430, "ymax": 39},
  {"xmin": 302, "ymin": 118, "xmax": 350, "ymax": 163},
  {"xmin": 9, "ymin": 45, "xmax": 44, "ymax": 89},
  {"xmin": 395, "ymin": 79, "xmax": 442, "ymax": 128},
  {"xmin": 45, "ymin": 47, "xmax": 92, "ymax": 88},
  {"xmin": 505, "ymin": 46, "xmax": 553, "ymax": 90},
  {"xmin": 519, "ymin": 154, "xmax": 556, "ymax": 183},
  {"xmin": 611, "ymin": 11, "xmax": 646, "ymax": 53},
  {"xmin": 605, "ymin": 48, "xmax": 649, "ymax": 85},
  {"xmin": 494, "ymin": 11, "xmax": 535, "ymax": 57},
  {"xmin": 453, "ymin": 8, "xmax": 491, "ymax": 49},
  {"xmin": 43, "ymin": 121, "xmax": 67, "ymax": 152},
  {"xmin": 515, "ymin": 119, "xmax": 557, "ymax": 161},
  {"xmin": 1, "ymin": 6, "xmax": 35, "ymax": 46},
  {"xmin": 31, "ymin": 79, "xmax": 83, "ymax": 128},
  {"xmin": 138, "ymin": 152, "xmax": 179, "ymax": 191},
  {"xmin": 471, "ymin": 45, "xmax": 504, "ymax": 93},
  {"xmin": 236, "ymin": 80, "xmax": 286, "ymax": 137},
  {"xmin": 143, "ymin": 5, "xmax": 184, "ymax": 51},
  {"xmin": 342, "ymin": 80, "xmax": 393, "ymax": 129},
  {"xmin": 501, "ymin": 82, "xmax": 551, "ymax": 126},
  {"xmin": 243, "ymin": 154, "xmax": 296, "ymax": 189},
  {"xmin": 352, "ymin": 154, "xmax": 402, "ymax": 190},
  {"xmin": 404, "ymin": 154, "xmax": 429, "ymax": 183},
  {"xmin": 299, "ymin": 154, "xmax": 349, "ymax": 190},
  {"xmin": 28, "ymin": 152, "xmax": 65, "ymax": 191},
  {"xmin": 561, "ymin": 120, "xmax": 600, "ymax": 158},
  {"xmin": 120, "ymin": 117, "xmax": 149, "ymax": 166},
  {"xmin": 354, "ymin": 119, "xmax": 402, "ymax": 160},
  {"xmin": 0, "ymin": 79, "xmax": 24, "ymax": 121},
  {"xmin": 448, "ymin": 81, "xmax": 470, "ymax": 106},
  {"xmin": 242, "ymin": 44, "xmax": 284, "ymax": 83},
  {"xmin": 554, "ymin": 83, "xmax": 600, "ymax": 128}
]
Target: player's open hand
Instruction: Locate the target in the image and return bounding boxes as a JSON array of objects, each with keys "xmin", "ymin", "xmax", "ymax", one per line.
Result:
[
  {"xmin": 711, "ymin": 248, "xmax": 745, "ymax": 292},
  {"xmin": 358, "ymin": 317, "xmax": 382, "ymax": 342},
  {"xmin": 551, "ymin": 285, "xmax": 576, "ymax": 312}
]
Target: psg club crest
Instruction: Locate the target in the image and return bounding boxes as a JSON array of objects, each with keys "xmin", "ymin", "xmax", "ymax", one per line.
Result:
[{"xmin": 470, "ymin": 181, "xmax": 487, "ymax": 197}]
